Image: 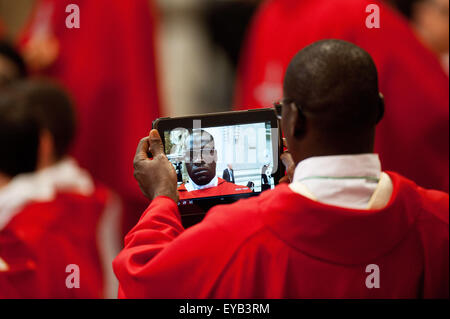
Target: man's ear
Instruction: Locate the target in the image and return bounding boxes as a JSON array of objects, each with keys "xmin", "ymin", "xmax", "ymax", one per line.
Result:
[
  {"xmin": 287, "ymin": 102, "xmax": 307, "ymax": 138},
  {"xmin": 376, "ymin": 93, "xmax": 385, "ymax": 124}
]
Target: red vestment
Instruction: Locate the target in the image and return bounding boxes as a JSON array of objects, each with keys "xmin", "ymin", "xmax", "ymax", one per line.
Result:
[
  {"xmin": 19, "ymin": 0, "xmax": 161, "ymax": 234},
  {"xmin": 0, "ymin": 19, "xmax": 5, "ymax": 39},
  {"xmin": 235, "ymin": 0, "xmax": 449, "ymax": 192},
  {"xmin": 0, "ymin": 231, "xmax": 38, "ymax": 299},
  {"xmin": 0, "ymin": 185, "xmax": 115, "ymax": 298},
  {"xmin": 178, "ymin": 178, "xmax": 252, "ymax": 200},
  {"xmin": 113, "ymin": 172, "xmax": 449, "ymax": 298}
]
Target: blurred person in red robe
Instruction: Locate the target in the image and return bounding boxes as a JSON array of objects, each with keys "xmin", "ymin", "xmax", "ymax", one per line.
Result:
[
  {"xmin": 114, "ymin": 41, "xmax": 448, "ymax": 298},
  {"xmin": 234, "ymin": 0, "xmax": 449, "ymax": 193},
  {"xmin": 0, "ymin": 87, "xmax": 41, "ymax": 299},
  {"xmin": 18, "ymin": 0, "xmax": 161, "ymax": 235},
  {"xmin": 388, "ymin": 0, "xmax": 449, "ymax": 73},
  {"xmin": 0, "ymin": 80, "xmax": 121, "ymax": 298}
]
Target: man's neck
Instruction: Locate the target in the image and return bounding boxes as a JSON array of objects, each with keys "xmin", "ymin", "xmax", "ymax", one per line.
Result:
[
  {"xmin": 187, "ymin": 175, "xmax": 218, "ymax": 191},
  {"xmin": 294, "ymin": 136, "xmax": 375, "ymax": 165},
  {"xmin": 296, "ymin": 150, "xmax": 375, "ymax": 166},
  {"xmin": 0, "ymin": 174, "xmax": 11, "ymax": 191}
]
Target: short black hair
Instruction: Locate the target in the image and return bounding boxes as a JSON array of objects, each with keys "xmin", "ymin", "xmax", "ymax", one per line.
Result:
[
  {"xmin": 283, "ymin": 39, "xmax": 381, "ymax": 134},
  {"xmin": 9, "ymin": 79, "xmax": 77, "ymax": 160},
  {"xmin": 0, "ymin": 89, "xmax": 39, "ymax": 177},
  {"xmin": 0, "ymin": 40, "xmax": 27, "ymax": 78},
  {"xmin": 388, "ymin": 0, "xmax": 424, "ymax": 19}
]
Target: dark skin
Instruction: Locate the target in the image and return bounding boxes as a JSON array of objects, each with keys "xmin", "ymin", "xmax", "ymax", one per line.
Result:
[
  {"xmin": 279, "ymin": 95, "xmax": 382, "ymax": 183},
  {"xmin": 184, "ymin": 131, "xmax": 218, "ymax": 186},
  {"xmin": 0, "ymin": 55, "xmax": 20, "ymax": 87},
  {"xmin": 133, "ymin": 130, "xmax": 179, "ymax": 202}
]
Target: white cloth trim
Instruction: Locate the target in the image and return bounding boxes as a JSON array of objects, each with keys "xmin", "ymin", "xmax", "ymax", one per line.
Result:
[
  {"xmin": 366, "ymin": 172, "xmax": 394, "ymax": 210},
  {"xmin": 289, "ymin": 154, "xmax": 388, "ymax": 210},
  {"xmin": 185, "ymin": 175, "xmax": 218, "ymax": 192},
  {"xmin": 0, "ymin": 257, "xmax": 9, "ymax": 272},
  {"xmin": 0, "ymin": 158, "xmax": 94, "ymax": 231}
]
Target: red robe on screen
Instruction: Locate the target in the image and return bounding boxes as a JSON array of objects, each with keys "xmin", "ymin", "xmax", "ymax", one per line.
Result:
[
  {"xmin": 19, "ymin": 0, "xmax": 161, "ymax": 234},
  {"xmin": 178, "ymin": 178, "xmax": 252, "ymax": 200},
  {"xmin": 235, "ymin": 0, "xmax": 449, "ymax": 192},
  {"xmin": 113, "ymin": 172, "xmax": 449, "ymax": 298}
]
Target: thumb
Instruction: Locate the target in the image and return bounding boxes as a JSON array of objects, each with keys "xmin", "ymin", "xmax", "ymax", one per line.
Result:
[
  {"xmin": 134, "ymin": 137, "xmax": 150, "ymax": 163},
  {"xmin": 148, "ymin": 129, "xmax": 164, "ymax": 158}
]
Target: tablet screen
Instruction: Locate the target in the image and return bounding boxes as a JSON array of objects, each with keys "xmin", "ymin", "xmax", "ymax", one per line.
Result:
[
  {"xmin": 155, "ymin": 109, "xmax": 282, "ymax": 227},
  {"xmin": 163, "ymin": 121, "xmax": 277, "ymax": 204}
]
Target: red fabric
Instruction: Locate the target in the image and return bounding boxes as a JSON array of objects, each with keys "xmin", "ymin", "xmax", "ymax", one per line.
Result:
[
  {"xmin": 113, "ymin": 172, "xmax": 449, "ymax": 298},
  {"xmin": 0, "ymin": 231, "xmax": 38, "ymax": 299},
  {"xmin": 19, "ymin": 0, "xmax": 161, "ymax": 234},
  {"xmin": 0, "ymin": 185, "xmax": 111, "ymax": 298},
  {"xmin": 178, "ymin": 178, "xmax": 252, "ymax": 200},
  {"xmin": 235, "ymin": 0, "xmax": 449, "ymax": 192},
  {"xmin": 0, "ymin": 19, "xmax": 5, "ymax": 39},
  {"xmin": 0, "ymin": 274, "xmax": 21, "ymax": 298}
]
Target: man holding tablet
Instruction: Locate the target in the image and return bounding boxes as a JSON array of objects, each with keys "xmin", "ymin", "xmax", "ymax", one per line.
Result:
[{"xmin": 114, "ymin": 40, "xmax": 448, "ymax": 299}]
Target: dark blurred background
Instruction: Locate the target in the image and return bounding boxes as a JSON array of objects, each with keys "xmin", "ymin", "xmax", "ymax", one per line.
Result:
[{"xmin": 0, "ymin": 0, "xmax": 263, "ymax": 116}]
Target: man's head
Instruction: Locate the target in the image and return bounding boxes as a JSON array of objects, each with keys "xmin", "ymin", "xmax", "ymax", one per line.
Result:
[
  {"xmin": 184, "ymin": 129, "xmax": 218, "ymax": 186},
  {"xmin": 8, "ymin": 79, "xmax": 77, "ymax": 168},
  {"xmin": 0, "ymin": 87, "xmax": 39, "ymax": 182},
  {"xmin": 282, "ymin": 39, "xmax": 384, "ymax": 165},
  {"xmin": 0, "ymin": 40, "xmax": 27, "ymax": 88},
  {"xmin": 390, "ymin": 0, "xmax": 449, "ymax": 54}
]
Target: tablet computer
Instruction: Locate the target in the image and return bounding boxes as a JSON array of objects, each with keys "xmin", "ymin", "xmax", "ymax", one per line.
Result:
[{"xmin": 153, "ymin": 108, "xmax": 283, "ymax": 228}]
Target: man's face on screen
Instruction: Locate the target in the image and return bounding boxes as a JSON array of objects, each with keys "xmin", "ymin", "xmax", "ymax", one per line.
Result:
[{"xmin": 184, "ymin": 130, "xmax": 217, "ymax": 186}]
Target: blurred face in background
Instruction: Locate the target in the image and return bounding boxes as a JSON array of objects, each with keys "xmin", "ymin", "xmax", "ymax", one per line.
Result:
[
  {"xmin": 414, "ymin": 0, "xmax": 449, "ymax": 54},
  {"xmin": 0, "ymin": 54, "xmax": 20, "ymax": 87}
]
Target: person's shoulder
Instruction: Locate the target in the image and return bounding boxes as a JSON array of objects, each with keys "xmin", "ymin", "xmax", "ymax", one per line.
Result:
[
  {"xmin": 414, "ymin": 186, "xmax": 449, "ymax": 226},
  {"xmin": 5, "ymin": 200, "xmax": 62, "ymax": 239},
  {"xmin": 1, "ymin": 203, "xmax": 63, "ymax": 260},
  {"xmin": 5, "ymin": 186, "xmax": 108, "ymax": 245},
  {"xmin": 389, "ymin": 172, "xmax": 449, "ymax": 226},
  {"xmin": 48, "ymin": 181, "xmax": 117, "ymax": 220}
]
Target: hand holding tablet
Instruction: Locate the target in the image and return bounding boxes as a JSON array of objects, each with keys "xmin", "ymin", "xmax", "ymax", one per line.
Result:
[
  {"xmin": 136, "ymin": 109, "xmax": 284, "ymax": 227},
  {"xmin": 133, "ymin": 130, "xmax": 179, "ymax": 203}
]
